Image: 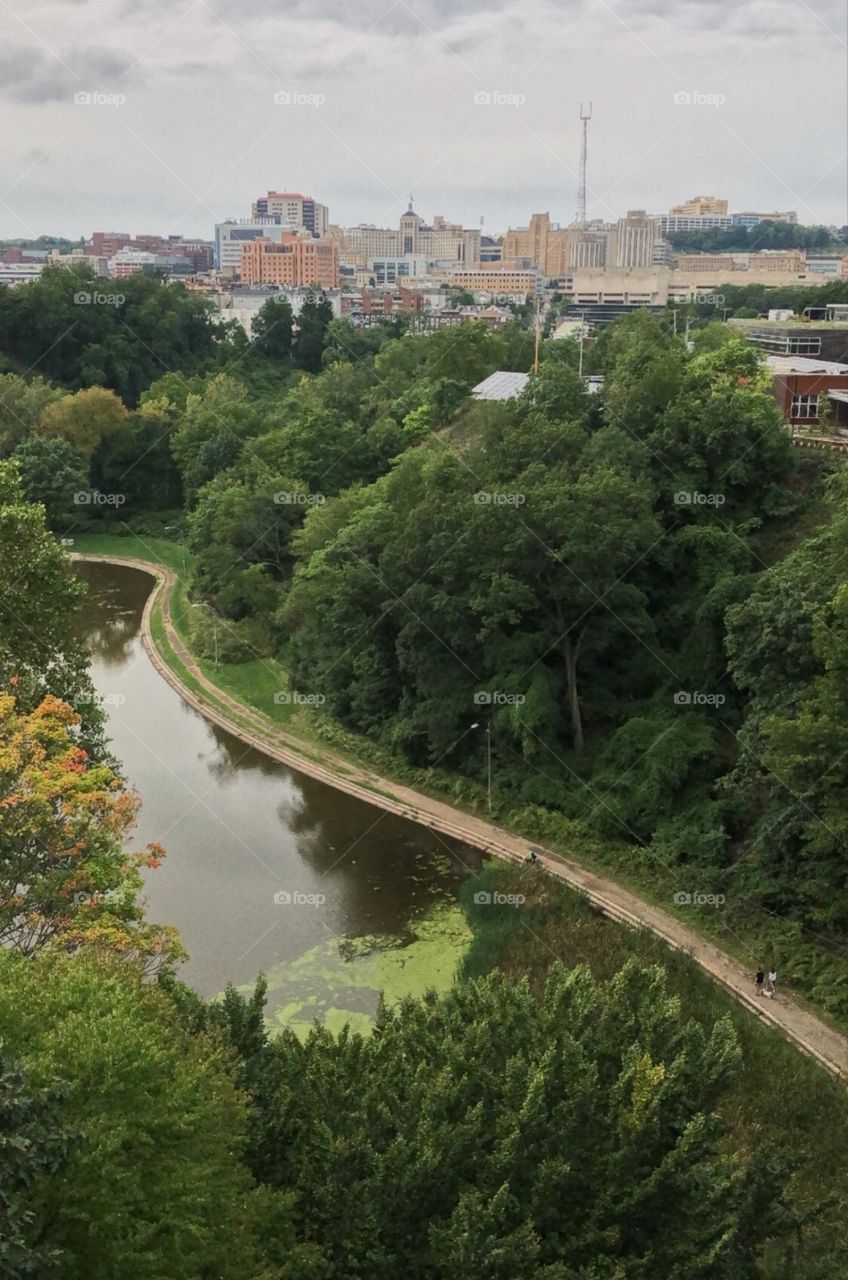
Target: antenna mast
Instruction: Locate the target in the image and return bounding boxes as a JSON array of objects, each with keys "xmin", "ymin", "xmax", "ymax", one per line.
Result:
[{"xmin": 576, "ymin": 101, "xmax": 592, "ymax": 227}]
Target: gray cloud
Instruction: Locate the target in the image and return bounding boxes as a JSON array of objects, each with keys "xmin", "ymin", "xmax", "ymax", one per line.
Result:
[{"xmin": 0, "ymin": 44, "xmax": 135, "ymax": 102}]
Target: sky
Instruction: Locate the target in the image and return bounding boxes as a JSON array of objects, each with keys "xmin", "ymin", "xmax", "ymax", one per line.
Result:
[{"xmin": 0, "ymin": 0, "xmax": 846, "ymax": 241}]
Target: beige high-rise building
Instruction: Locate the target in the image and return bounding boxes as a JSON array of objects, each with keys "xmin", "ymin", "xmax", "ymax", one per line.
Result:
[
  {"xmin": 337, "ymin": 203, "xmax": 480, "ymax": 268},
  {"xmin": 502, "ymin": 210, "xmax": 655, "ymax": 276},
  {"xmin": 612, "ymin": 211, "xmax": 657, "ymax": 268},
  {"xmin": 669, "ymin": 195, "xmax": 729, "ymax": 216},
  {"xmin": 502, "ymin": 213, "xmax": 569, "ymax": 278}
]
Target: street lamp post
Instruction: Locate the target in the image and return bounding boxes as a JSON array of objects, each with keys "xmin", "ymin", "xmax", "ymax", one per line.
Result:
[{"xmin": 470, "ymin": 721, "xmax": 492, "ymax": 813}]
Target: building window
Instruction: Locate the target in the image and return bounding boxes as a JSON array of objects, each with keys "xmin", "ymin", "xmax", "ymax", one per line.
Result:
[{"xmin": 791, "ymin": 394, "xmax": 821, "ymax": 420}]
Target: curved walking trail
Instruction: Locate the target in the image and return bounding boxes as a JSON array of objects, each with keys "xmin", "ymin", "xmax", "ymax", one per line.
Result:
[{"xmin": 74, "ymin": 553, "xmax": 848, "ymax": 1082}]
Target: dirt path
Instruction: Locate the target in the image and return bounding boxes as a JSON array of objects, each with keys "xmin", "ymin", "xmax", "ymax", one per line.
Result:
[{"xmin": 74, "ymin": 552, "xmax": 848, "ymax": 1082}]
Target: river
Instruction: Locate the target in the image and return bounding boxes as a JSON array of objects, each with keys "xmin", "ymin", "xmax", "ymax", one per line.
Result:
[{"xmin": 74, "ymin": 560, "xmax": 481, "ymax": 1034}]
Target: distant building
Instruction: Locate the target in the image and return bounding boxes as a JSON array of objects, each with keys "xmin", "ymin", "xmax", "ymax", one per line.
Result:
[
  {"xmin": 251, "ymin": 192, "xmax": 329, "ymax": 236},
  {"xmin": 731, "ymin": 210, "xmax": 798, "ymax": 226},
  {"xmin": 763, "ymin": 354, "xmax": 848, "ymax": 427},
  {"xmin": 371, "ymin": 256, "xmax": 430, "ymax": 285},
  {"xmin": 730, "ymin": 317, "xmax": 848, "ymax": 363},
  {"xmin": 240, "ymin": 235, "xmax": 339, "ymax": 289},
  {"xmin": 670, "ymin": 195, "xmax": 729, "ymax": 216},
  {"xmin": 338, "ymin": 203, "xmax": 480, "ymax": 269},
  {"xmin": 657, "ymin": 213, "xmax": 733, "ymax": 234},
  {"xmin": 110, "ymin": 248, "xmax": 159, "ymax": 278},
  {"xmin": 0, "ymin": 262, "xmax": 44, "ymax": 285},
  {"xmin": 502, "ymin": 211, "xmax": 656, "ymax": 278},
  {"xmin": 214, "ymin": 219, "xmax": 295, "ymax": 273},
  {"xmin": 449, "ymin": 266, "xmax": 542, "ymax": 297}
]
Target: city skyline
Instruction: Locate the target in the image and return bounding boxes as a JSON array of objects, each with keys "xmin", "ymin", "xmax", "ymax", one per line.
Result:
[{"xmin": 0, "ymin": 0, "xmax": 845, "ymax": 240}]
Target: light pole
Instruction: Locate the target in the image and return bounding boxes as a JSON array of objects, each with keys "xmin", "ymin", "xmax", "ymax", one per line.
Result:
[
  {"xmin": 470, "ymin": 721, "xmax": 492, "ymax": 813},
  {"xmin": 191, "ymin": 602, "xmax": 219, "ymax": 670}
]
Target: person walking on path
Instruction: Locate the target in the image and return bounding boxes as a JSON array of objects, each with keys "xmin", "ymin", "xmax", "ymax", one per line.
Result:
[
  {"xmin": 767, "ymin": 967, "xmax": 777, "ymax": 998},
  {"xmin": 755, "ymin": 968, "xmax": 765, "ymax": 997}
]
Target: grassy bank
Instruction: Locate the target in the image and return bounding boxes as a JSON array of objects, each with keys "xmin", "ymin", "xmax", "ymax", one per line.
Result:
[
  {"xmin": 460, "ymin": 861, "xmax": 848, "ymax": 1279},
  {"xmin": 71, "ymin": 531, "xmax": 848, "ymax": 1038}
]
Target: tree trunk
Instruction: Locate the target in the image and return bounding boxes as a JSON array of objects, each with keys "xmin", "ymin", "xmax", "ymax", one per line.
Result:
[{"xmin": 562, "ymin": 630, "xmax": 584, "ymax": 752}]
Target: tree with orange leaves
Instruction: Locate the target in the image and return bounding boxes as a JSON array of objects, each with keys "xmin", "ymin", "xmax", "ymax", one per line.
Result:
[{"xmin": 0, "ymin": 690, "xmax": 182, "ymax": 972}]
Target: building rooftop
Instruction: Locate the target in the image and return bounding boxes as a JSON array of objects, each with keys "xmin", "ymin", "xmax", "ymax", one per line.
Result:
[
  {"xmin": 472, "ymin": 371, "xmax": 532, "ymax": 401},
  {"xmin": 764, "ymin": 355, "xmax": 848, "ymax": 376}
]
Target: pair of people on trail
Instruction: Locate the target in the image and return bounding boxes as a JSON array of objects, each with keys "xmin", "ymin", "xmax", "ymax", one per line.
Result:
[{"xmin": 755, "ymin": 967, "xmax": 777, "ymax": 998}]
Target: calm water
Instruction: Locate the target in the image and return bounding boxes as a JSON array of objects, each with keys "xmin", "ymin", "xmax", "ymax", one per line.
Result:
[{"xmin": 74, "ymin": 561, "xmax": 480, "ymax": 1026}]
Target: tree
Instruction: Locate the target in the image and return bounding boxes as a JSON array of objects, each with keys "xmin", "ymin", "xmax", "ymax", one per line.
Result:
[
  {"xmin": 170, "ymin": 374, "xmax": 264, "ymax": 504},
  {"xmin": 0, "ymin": 690, "xmax": 181, "ymax": 966},
  {"xmin": 294, "ymin": 293, "xmax": 334, "ymax": 372},
  {"xmin": 0, "ymin": 1055, "xmax": 70, "ymax": 1280},
  {"xmin": 252, "ymin": 296, "xmax": 294, "ymax": 360},
  {"xmin": 0, "ymin": 949, "xmax": 321, "ymax": 1280},
  {"xmin": 11, "ymin": 435, "xmax": 89, "ymax": 529},
  {"xmin": 0, "ymin": 461, "xmax": 104, "ymax": 755},
  {"xmin": 0, "ymin": 373, "xmax": 64, "ymax": 457},
  {"xmin": 243, "ymin": 960, "xmax": 792, "ymax": 1280},
  {"xmin": 0, "ymin": 265, "xmax": 221, "ymax": 403},
  {"xmin": 37, "ymin": 385, "xmax": 129, "ymax": 461}
]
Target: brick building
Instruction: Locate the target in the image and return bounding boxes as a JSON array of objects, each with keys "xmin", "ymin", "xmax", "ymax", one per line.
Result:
[{"xmin": 240, "ymin": 235, "xmax": 339, "ymax": 288}]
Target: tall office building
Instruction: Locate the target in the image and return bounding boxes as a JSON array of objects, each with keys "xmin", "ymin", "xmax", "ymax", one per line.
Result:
[{"xmin": 251, "ymin": 192, "xmax": 329, "ymax": 236}]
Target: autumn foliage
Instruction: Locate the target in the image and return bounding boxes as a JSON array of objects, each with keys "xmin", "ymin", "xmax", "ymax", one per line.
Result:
[{"xmin": 0, "ymin": 691, "xmax": 181, "ymax": 969}]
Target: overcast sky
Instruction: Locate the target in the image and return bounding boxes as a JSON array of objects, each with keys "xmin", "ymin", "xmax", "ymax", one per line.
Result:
[{"xmin": 0, "ymin": 0, "xmax": 845, "ymax": 240}]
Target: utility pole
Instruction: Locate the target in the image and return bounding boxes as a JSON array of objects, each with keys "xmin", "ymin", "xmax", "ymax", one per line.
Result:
[{"xmin": 576, "ymin": 102, "xmax": 592, "ymax": 227}]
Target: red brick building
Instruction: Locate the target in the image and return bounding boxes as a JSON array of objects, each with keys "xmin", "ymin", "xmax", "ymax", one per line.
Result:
[{"xmin": 765, "ymin": 355, "xmax": 848, "ymax": 427}]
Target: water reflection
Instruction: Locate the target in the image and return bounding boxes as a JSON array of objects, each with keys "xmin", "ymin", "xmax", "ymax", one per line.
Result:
[{"xmin": 73, "ymin": 560, "xmax": 480, "ymax": 1020}]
